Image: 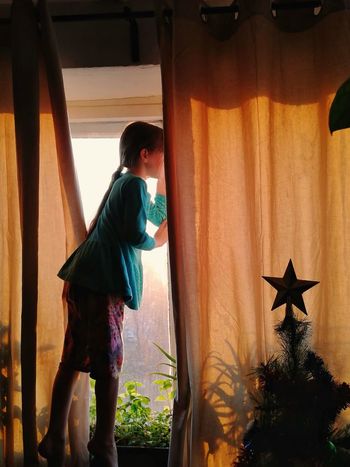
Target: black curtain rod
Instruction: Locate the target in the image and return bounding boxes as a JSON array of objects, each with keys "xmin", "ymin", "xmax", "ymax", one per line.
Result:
[
  {"xmin": 0, "ymin": 2, "xmax": 323, "ymax": 25},
  {"xmin": 271, "ymin": 1, "xmax": 321, "ymax": 10},
  {"xmin": 50, "ymin": 9, "xmax": 168, "ymax": 23}
]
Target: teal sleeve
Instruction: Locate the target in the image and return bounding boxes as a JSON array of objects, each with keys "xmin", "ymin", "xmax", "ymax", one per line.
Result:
[
  {"xmin": 147, "ymin": 193, "xmax": 167, "ymax": 227},
  {"xmin": 122, "ymin": 178, "xmax": 156, "ymax": 250}
]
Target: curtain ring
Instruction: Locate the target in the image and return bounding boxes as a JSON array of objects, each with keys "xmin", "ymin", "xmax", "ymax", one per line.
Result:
[
  {"xmin": 270, "ymin": 1, "xmax": 323, "ymax": 19},
  {"xmin": 163, "ymin": 8, "xmax": 172, "ymax": 24},
  {"xmin": 199, "ymin": 1, "xmax": 240, "ymax": 41},
  {"xmin": 200, "ymin": 10, "xmax": 208, "ymax": 23},
  {"xmin": 199, "ymin": 1, "xmax": 239, "ymax": 24},
  {"xmin": 313, "ymin": 3, "xmax": 323, "ymax": 16}
]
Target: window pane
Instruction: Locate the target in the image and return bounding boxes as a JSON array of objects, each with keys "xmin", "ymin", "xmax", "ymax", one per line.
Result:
[{"xmin": 71, "ymin": 138, "xmax": 172, "ymax": 411}]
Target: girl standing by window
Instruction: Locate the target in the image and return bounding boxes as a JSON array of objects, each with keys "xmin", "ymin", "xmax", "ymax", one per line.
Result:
[{"xmin": 38, "ymin": 121, "xmax": 168, "ymax": 467}]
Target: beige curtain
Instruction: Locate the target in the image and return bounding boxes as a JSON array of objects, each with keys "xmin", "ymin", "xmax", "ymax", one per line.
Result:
[
  {"xmin": 1, "ymin": 0, "xmax": 89, "ymax": 465},
  {"xmin": 158, "ymin": 2, "xmax": 350, "ymax": 466}
]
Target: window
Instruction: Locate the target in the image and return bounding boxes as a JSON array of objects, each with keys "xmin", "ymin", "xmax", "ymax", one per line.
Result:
[{"xmin": 71, "ymin": 137, "xmax": 173, "ymax": 409}]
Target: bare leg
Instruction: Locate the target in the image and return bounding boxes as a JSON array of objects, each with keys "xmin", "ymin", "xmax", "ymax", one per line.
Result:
[
  {"xmin": 88, "ymin": 376, "xmax": 119, "ymax": 467},
  {"xmin": 38, "ymin": 363, "xmax": 80, "ymax": 467}
]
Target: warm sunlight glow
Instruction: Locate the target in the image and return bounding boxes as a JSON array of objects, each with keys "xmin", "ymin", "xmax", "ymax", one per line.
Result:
[
  {"xmin": 71, "ymin": 138, "xmax": 168, "ymax": 280},
  {"xmin": 71, "ymin": 138, "xmax": 171, "ymax": 410},
  {"xmin": 71, "ymin": 138, "xmax": 120, "ymax": 227}
]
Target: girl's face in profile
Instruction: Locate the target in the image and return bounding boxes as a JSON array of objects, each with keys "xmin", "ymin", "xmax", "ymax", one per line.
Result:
[{"xmin": 143, "ymin": 147, "xmax": 164, "ymax": 179}]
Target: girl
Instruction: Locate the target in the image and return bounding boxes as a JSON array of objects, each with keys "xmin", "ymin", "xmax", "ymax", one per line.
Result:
[{"xmin": 38, "ymin": 121, "xmax": 168, "ymax": 467}]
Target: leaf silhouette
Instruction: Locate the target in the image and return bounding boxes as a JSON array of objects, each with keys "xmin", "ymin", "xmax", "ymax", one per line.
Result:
[{"xmin": 329, "ymin": 77, "xmax": 350, "ymax": 134}]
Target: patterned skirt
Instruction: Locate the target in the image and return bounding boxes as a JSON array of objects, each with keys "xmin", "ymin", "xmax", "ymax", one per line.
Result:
[{"xmin": 60, "ymin": 282, "xmax": 125, "ymax": 379}]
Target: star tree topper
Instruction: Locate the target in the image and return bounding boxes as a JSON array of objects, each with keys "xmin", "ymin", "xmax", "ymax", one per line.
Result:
[{"xmin": 262, "ymin": 260, "xmax": 319, "ymax": 316}]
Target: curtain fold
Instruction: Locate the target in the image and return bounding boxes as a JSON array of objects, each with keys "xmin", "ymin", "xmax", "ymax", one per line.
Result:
[
  {"xmin": 157, "ymin": 13, "xmax": 192, "ymax": 465},
  {"xmin": 1, "ymin": 0, "xmax": 88, "ymax": 465},
  {"xmin": 11, "ymin": 0, "xmax": 40, "ymax": 463},
  {"xmin": 158, "ymin": 2, "xmax": 350, "ymax": 466},
  {"xmin": 36, "ymin": 1, "xmax": 90, "ymax": 464}
]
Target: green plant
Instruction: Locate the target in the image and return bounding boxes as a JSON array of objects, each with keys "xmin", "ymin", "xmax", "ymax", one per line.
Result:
[
  {"xmin": 115, "ymin": 381, "xmax": 171, "ymax": 447},
  {"xmin": 151, "ymin": 342, "xmax": 177, "ymax": 382},
  {"xmin": 89, "ymin": 378, "xmax": 96, "ymax": 427},
  {"xmin": 153, "ymin": 378, "xmax": 175, "ymax": 411},
  {"xmin": 89, "ymin": 343, "xmax": 177, "ymax": 447},
  {"xmin": 151, "ymin": 342, "xmax": 177, "ymax": 409}
]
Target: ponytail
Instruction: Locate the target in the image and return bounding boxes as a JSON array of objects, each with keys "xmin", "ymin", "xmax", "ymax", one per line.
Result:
[
  {"xmin": 86, "ymin": 122, "xmax": 163, "ymax": 239},
  {"xmin": 86, "ymin": 165, "xmax": 124, "ymax": 238}
]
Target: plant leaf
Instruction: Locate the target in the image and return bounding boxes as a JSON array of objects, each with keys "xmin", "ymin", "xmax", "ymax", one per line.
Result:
[
  {"xmin": 151, "ymin": 372, "xmax": 177, "ymax": 380},
  {"xmin": 155, "ymin": 395, "xmax": 167, "ymax": 401},
  {"xmin": 152, "ymin": 379, "xmax": 166, "ymax": 385},
  {"xmin": 160, "ymin": 363, "xmax": 177, "ymax": 371},
  {"xmin": 329, "ymin": 77, "xmax": 350, "ymax": 134},
  {"xmin": 153, "ymin": 342, "xmax": 176, "ymax": 363}
]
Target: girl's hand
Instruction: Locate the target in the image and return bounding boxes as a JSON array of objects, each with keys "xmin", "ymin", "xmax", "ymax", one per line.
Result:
[{"xmin": 154, "ymin": 220, "xmax": 168, "ymax": 247}]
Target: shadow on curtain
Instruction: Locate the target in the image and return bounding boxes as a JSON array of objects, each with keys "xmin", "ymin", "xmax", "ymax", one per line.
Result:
[
  {"xmin": 157, "ymin": 1, "xmax": 350, "ymax": 466},
  {"xmin": 0, "ymin": 0, "xmax": 89, "ymax": 465}
]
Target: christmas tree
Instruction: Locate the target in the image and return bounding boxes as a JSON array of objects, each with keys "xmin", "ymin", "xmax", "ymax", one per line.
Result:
[{"xmin": 236, "ymin": 260, "xmax": 350, "ymax": 466}]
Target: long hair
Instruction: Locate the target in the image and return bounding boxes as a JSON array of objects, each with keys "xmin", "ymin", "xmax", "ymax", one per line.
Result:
[{"xmin": 86, "ymin": 121, "xmax": 163, "ymax": 238}]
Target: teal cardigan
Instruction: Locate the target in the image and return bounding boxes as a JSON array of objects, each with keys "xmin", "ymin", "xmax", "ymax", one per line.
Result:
[{"xmin": 57, "ymin": 172, "xmax": 167, "ymax": 310}]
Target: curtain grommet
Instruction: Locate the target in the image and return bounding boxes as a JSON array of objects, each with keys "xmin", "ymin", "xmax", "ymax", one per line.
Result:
[
  {"xmin": 163, "ymin": 8, "xmax": 172, "ymax": 25},
  {"xmin": 199, "ymin": 2, "xmax": 239, "ymax": 24},
  {"xmin": 270, "ymin": 1, "xmax": 323, "ymax": 19},
  {"xmin": 270, "ymin": 0, "xmax": 324, "ymax": 32},
  {"xmin": 199, "ymin": 1, "xmax": 239, "ymax": 40}
]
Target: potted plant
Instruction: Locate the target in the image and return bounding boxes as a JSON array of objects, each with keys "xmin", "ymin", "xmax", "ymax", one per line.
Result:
[
  {"xmin": 114, "ymin": 380, "xmax": 172, "ymax": 467},
  {"xmin": 89, "ymin": 343, "xmax": 176, "ymax": 467}
]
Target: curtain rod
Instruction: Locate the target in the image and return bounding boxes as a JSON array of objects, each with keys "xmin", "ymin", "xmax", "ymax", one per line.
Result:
[{"xmin": 0, "ymin": 2, "xmax": 323, "ymax": 25}]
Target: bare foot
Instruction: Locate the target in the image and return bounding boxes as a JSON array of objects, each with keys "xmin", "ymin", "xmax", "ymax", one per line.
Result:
[
  {"xmin": 38, "ymin": 433, "xmax": 65, "ymax": 467},
  {"xmin": 88, "ymin": 438, "xmax": 118, "ymax": 467}
]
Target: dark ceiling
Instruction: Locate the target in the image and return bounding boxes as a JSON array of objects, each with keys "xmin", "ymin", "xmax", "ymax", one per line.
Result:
[{"xmin": 0, "ymin": 0, "xmax": 160, "ymax": 68}]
